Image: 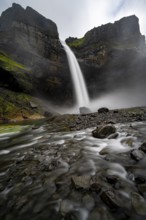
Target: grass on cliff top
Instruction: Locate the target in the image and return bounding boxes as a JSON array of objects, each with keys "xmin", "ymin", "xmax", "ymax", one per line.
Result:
[
  {"xmin": 0, "ymin": 50, "xmax": 26, "ymax": 72},
  {"xmin": 68, "ymin": 37, "xmax": 85, "ymax": 48}
]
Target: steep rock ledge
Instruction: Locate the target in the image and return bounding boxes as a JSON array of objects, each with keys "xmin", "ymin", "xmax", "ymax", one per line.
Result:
[
  {"xmin": 66, "ymin": 15, "xmax": 146, "ymax": 99},
  {"xmin": 0, "ymin": 3, "xmax": 73, "ymax": 107}
]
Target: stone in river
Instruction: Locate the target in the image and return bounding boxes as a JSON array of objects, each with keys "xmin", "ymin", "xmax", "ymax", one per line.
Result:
[
  {"xmin": 100, "ymin": 190, "xmax": 121, "ymax": 209},
  {"xmin": 82, "ymin": 194, "xmax": 95, "ymax": 211},
  {"xmin": 140, "ymin": 142, "xmax": 146, "ymax": 153},
  {"xmin": 92, "ymin": 125, "xmax": 116, "ymax": 139},
  {"xmin": 130, "ymin": 149, "xmax": 144, "ymax": 161},
  {"xmin": 71, "ymin": 175, "xmax": 90, "ymax": 189},
  {"xmin": 131, "ymin": 192, "xmax": 146, "ymax": 215}
]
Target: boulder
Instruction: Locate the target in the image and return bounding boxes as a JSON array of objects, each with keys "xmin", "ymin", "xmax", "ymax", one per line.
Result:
[
  {"xmin": 139, "ymin": 142, "xmax": 146, "ymax": 153},
  {"xmin": 92, "ymin": 125, "xmax": 116, "ymax": 139},
  {"xmin": 98, "ymin": 107, "xmax": 109, "ymax": 113},
  {"xmin": 130, "ymin": 149, "xmax": 144, "ymax": 161},
  {"xmin": 79, "ymin": 107, "xmax": 91, "ymax": 114},
  {"xmin": 71, "ymin": 175, "xmax": 90, "ymax": 189},
  {"xmin": 100, "ymin": 190, "xmax": 120, "ymax": 209}
]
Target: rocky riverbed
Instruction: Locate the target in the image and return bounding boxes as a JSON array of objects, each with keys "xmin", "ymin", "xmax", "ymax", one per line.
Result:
[{"xmin": 0, "ymin": 107, "xmax": 146, "ymax": 220}]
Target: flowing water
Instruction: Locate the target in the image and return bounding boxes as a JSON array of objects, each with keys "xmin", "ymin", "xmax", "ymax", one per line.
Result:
[
  {"xmin": 0, "ymin": 121, "xmax": 146, "ymax": 219},
  {"xmin": 61, "ymin": 41, "xmax": 89, "ymax": 108}
]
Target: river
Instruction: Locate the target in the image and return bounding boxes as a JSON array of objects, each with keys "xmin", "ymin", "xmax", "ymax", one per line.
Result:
[{"xmin": 0, "ymin": 120, "xmax": 146, "ymax": 219}]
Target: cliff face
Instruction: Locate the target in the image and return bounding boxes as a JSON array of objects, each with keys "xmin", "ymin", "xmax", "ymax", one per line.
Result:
[
  {"xmin": 66, "ymin": 15, "xmax": 146, "ymax": 98},
  {"xmin": 0, "ymin": 3, "xmax": 72, "ymax": 106},
  {"xmin": 0, "ymin": 3, "xmax": 60, "ymax": 61}
]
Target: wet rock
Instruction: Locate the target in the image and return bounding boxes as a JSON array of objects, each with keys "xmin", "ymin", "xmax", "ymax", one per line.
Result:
[
  {"xmin": 98, "ymin": 107, "xmax": 109, "ymax": 113},
  {"xmin": 131, "ymin": 192, "xmax": 146, "ymax": 215},
  {"xmin": 82, "ymin": 194, "xmax": 95, "ymax": 211},
  {"xmin": 137, "ymin": 183, "xmax": 146, "ymax": 195},
  {"xmin": 140, "ymin": 142, "xmax": 146, "ymax": 153},
  {"xmin": 105, "ymin": 152, "xmax": 134, "ymax": 165},
  {"xmin": 121, "ymin": 137, "xmax": 134, "ymax": 147},
  {"xmin": 108, "ymin": 133, "xmax": 119, "ymax": 139},
  {"xmin": 65, "ymin": 210, "xmax": 80, "ymax": 220},
  {"xmin": 0, "ymin": 183, "xmax": 5, "ymax": 191},
  {"xmin": 71, "ymin": 175, "xmax": 90, "ymax": 190},
  {"xmin": 69, "ymin": 190, "xmax": 83, "ymax": 202},
  {"xmin": 113, "ymin": 110, "xmax": 119, "ymax": 113},
  {"xmin": 29, "ymin": 101, "xmax": 38, "ymax": 108},
  {"xmin": 130, "ymin": 149, "xmax": 144, "ymax": 161},
  {"xmin": 135, "ymin": 176, "xmax": 146, "ymax": 184},
  {"xmin": 90, "ymin": 183, "xmax": 101, "ymax": 193},
  {"xmin": 88, "ymin": 207, "xmax": 114, "ymax": 220},
  {"xmin": 60, "ymin": 200, "xmax": 73, "ymax": 215},
  {"xmin": 106, "ymin": 175, "xmax": 119, "ymax": 185},
  {"xmin": 100, "ymin": 190, "xmax": 120, "ymax": 209},
  {"xmin": 92, "ymin": 125, "xmax": 116, "ymax": 139},
  {"xmin": 79, "ymin": 107, "xmax": 91, "ymax": 114},
  {"xmin": 99, "ymin": 147, "xmax": 113, "ymax": 155}
]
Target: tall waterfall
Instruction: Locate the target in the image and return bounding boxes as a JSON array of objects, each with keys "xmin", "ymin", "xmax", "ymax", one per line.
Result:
[{"xmin": 61, "ymin": 41, "xmax": 89, "ymax": 107}]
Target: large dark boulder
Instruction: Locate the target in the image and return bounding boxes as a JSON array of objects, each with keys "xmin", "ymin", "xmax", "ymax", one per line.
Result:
[{"xmin": 92, "ymin": 125, "xmax": 116, "ymax": 139}]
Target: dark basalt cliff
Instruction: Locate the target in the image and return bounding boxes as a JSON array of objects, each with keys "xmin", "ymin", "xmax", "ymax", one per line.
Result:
[
  {"xmin": 66, "ymin": 15, "xmax": 146, "ymax": 98},
  {"xmin": 0, "ymin": 3, "xmax": 72, "ymax": 109}
]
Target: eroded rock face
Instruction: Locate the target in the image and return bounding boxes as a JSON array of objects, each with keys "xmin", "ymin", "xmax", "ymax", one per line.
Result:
[
  {"xmin": 66, "ymin": 15, "xmax": 146, "ymax": 100},
  {"xmin": 0, "ymin": 3, "xmax": 59, "ymax": 61},
  {"xmin": 0, "ymin": 3, "xmax": 72, "ymax": 105}
]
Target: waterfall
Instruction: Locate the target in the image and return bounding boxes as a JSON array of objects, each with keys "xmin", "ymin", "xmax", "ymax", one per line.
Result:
[{"xmin": 61, "ymin": 41, "xmax": 89, "ymax": 107}]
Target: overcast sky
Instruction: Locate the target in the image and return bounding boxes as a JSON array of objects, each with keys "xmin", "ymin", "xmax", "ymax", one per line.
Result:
[{"xmin": 0, "ymin": 0, "xmax": 146, "ymax": 39}]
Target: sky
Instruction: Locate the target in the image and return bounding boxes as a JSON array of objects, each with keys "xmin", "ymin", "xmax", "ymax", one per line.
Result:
[{"xmin": 0, "ymin": 0, "xmax": 146, "ymax": 40}]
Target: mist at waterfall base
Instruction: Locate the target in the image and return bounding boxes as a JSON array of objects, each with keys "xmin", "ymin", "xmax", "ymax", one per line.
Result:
[
  {"xmin": 58, "ymin": 87, "xmax": 146, "ymax": 114},
  {"xmin": 50, "ymin": 78, "xmax": 146, "ymax": 115},
  {"xmin": 42, "ymin": 42, "xmax": 146, "ymax": 114},
  {"xmin": 53, "ymin": 42, "xmax": 146, "ymax": 114}
]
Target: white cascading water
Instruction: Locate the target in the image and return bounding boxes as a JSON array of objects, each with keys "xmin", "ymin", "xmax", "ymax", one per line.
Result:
[{"xmin": 61, "ymin": 41, "xmax": 89, "ymax": 107}]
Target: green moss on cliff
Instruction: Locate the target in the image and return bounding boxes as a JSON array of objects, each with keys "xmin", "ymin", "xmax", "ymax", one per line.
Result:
[
  {"xmin": 0, "ymin": 50, "xmax": 26, "ymax": 72},
  {"xmin": 0, "ymin": 89, "xmax": 43, "ymax": 121},
  {"xmin": 68, "ymin": 37, "xmax": 85, "ymax": 48}
]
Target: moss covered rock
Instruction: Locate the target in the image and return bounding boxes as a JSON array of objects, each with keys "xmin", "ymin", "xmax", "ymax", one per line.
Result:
[{"xmin": 0, "ymin": 88, "xmax": 44, "ymax": 122}]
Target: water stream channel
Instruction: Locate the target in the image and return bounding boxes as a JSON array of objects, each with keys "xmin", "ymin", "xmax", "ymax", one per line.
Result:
[{"xmin": 0, "ymin": 120, "xmax": 146, "ymax": 219}]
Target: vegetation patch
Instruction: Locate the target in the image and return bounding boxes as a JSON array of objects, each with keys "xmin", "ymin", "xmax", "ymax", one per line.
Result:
[
  {"xmin": 0, "ymin": 89, "xmax": 42, "ymax": 121},
  {"xmin": 0, "ymin": 50, "xmax": 26, "ymax": 72},
  {"xmin": 68, "ymin": 37, "xmax": 86, "ymax": 48}
]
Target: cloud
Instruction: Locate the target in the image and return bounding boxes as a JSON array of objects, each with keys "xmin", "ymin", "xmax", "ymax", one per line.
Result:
[{"xmin": 0, "ymin": 0, "xmax": 146, "ymax": 39}]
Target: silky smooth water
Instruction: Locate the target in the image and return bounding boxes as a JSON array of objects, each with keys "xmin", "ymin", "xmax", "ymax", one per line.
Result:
[
  {"xmin": 61, "ymin": 41, "xmax": 89, "ymax": 108},
  {"xmin": 0, "ymin": 121, "xmax": 146, "ymax": 219}
]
